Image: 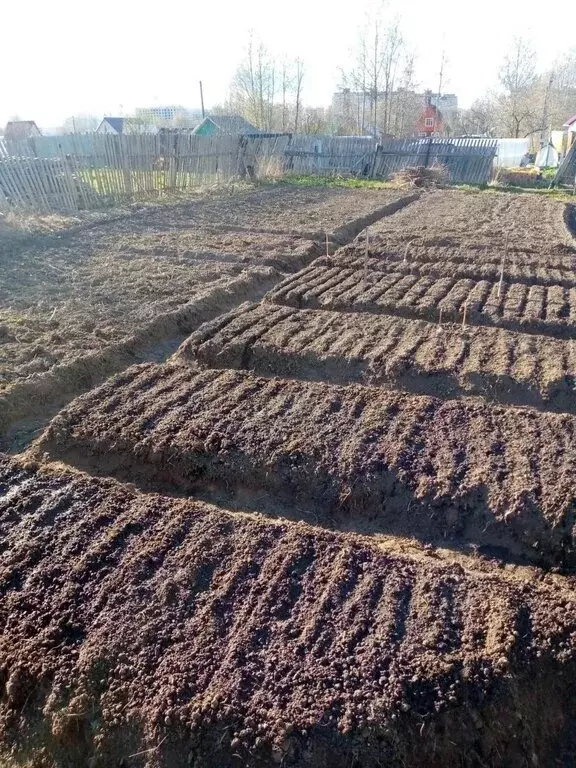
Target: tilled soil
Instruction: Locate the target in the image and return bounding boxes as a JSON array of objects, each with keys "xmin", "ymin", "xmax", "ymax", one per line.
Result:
[
  {"xmin": 366, "ymin": 188, "xmax": 576, "ymax": 252},
  {"xmin": 339, "ymin": 241, "xmax": 576, "ymax": 270},
  {"xmin": 177, "ymin": 302, "xmax": 576, "ymax": 412},
  {"xmin": 4, "ymin": 187, "xmax": 576, "ymax": 767},
  {"xmin": 0, "ymin": 185, "xmax": 415, "ymax": 443},
  {"xmin": 1, "ymin": 455, "xmax": 576, "ymax": 768},
  {"xmin": 95, "ymin": 228, "xmax": 322, "ymax": 271},
  {"xmin": 0, "ymin": 258, "xmax": 279, "ymax": 387},
  {"xmin": 34, "ymin": 363, "xmax": 576, "ymax": 568},
  {"xmin": 331, "ymin": 251, "xmax": 576, "ymax": 288},
  {"xmin": 266, "ymin": 263, "xmax": 576, "ymax": 338},
  {"xmin": 0, "ymin": 268, "xmax": 281, "ymax": 441},
  {"xmin": 120, "ymin": 185, "xmax": 420, "ymax": 242}
]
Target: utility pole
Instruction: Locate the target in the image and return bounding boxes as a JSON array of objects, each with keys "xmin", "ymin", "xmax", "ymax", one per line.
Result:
[
  {"xmin": 435, "ymin": 48, "xmax": 446, "ymax": 135},
  {"xmin": 199, "ymin": 81, "xmax": 205, "ymax": 118},
  {"xmin": 541, "ymin": 72, "xmax": 554, "ymax": 149}
]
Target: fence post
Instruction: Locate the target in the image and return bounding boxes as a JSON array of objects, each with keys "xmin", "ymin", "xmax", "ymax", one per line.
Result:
[
  {"xmin": 369, "ymin": 143, "xmax": 379, "ymax": 179},
  {"xmin": 285, "ymin": 133, "xmax": 294, "ymax": 172},
  {"xmin": 424, "ymin": 137, "xmax": 433, "ymax": 168}
]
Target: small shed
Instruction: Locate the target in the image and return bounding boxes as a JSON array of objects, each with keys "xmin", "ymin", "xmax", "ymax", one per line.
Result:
[
  {"xmin": 3, "ymin": 120, "xmax": 41, "ymax": 140},
  {"xmin": 192, "ymin": 115, "xmax": 262, "ymax": 137}
]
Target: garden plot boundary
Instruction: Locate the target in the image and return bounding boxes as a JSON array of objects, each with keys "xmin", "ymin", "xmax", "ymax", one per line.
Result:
[{"xmin": 0, "ymin": 134, "xmax": 497, "ymax": 213}]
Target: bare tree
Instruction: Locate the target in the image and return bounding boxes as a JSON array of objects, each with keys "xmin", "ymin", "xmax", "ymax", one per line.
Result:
[
  {"xmin": 280, "ymin": 58, "xmax": 293, "ymax": 132},
  {"xmin": 381, "ymin": 19, "xmax": 403, "ymax": 133},
  {"xmin": 301, "ymin": 106, "xmax": 328, "ymax": 134},
  {"xmin": 341, "ymin": 4, "xmax": 405, "ymax": 136},
  {"xmin": 545, "ymin": 49, "xmax": 576, "ymax": 132},
  {"xmin": 230, "ymin": 33, "xmax": 277, "ymax": 130},
  {"xmin": 62, "ymin": 115, "xmax": 101, "ymax": 134},
  {"xmin": 499, "ymin": 36, "xmax": 538, "ymax": 137},
  {"xmin": 294, "ymin": 58, "xmax": 305, "ymax": 133},
  {"xmin": 453, "ymin": 96, "xmax": 497, "ymax": 136},
  {"xmin": 390, "ymin": 49, "xmax": 417, "ymax": 136}
]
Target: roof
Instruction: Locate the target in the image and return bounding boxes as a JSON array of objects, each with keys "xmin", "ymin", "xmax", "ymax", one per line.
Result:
[
  {"xmin": 4, "ymin": 120, "xmax": 41, "ymax": 140},
  {"xmin": 100, "ymin": 117, "xmax": 125, "ymax": 133},
  {"xmin": 193, "ymin": 115, "xmax": 261, "ymax": 135},
  {"xmin": 563, "ymin": 113, "xmax": 576, "ymax": 128}
]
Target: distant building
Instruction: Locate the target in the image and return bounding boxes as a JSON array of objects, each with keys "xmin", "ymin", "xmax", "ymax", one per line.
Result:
[
  {"xmin": 414, "ymin": 92, "xmax": 450, "ymax": 137},
  {"xmin": 429, "ymin": 93, "xmax": 458, "ymax": 122},
  {"xmin": 135, "ymin": 105, "xmax": 191, "ymax": 123},
  {"xmin": 96, "ymin": 117, "xmax": 156, "ymax": 135},
  {"xmin": 561, "ymin": 114, "xmax": 576, "ymax": 155},
  {"xmin": 3, "ymin": 120, "xmax": 41, "ymax": 140},
  {"xmin": 331, "ymin": 89, "xmax": 457, "ymax": 137},
  {"xmin": 192, "ymin": 115, "xmax": 262, "ymax": 137}
]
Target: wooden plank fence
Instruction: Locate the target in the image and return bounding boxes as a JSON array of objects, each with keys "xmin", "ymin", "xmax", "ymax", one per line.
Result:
[
  {"xmin": 373, "ymin": 137, "xmax": 498, "ymax": 184},
  {"xmin": 0, "ymin": 133, "xmax": 498, "ymax": 214},
  {"xmin": 285, "ymin": 136, "xmax": 377, "ymax": 175}
]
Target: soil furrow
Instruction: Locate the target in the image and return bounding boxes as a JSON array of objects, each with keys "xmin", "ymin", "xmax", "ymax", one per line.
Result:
[
  {"xmin": 33, "ymin": 364, "xmax": 576, "ymax": 568},
  {"xmin": 1, "ymin": 455, "xmax": 576, "ymax": 767},
  {"xmin": 332, "ymin": 251, "xmax": 576, "ymax": 288},
  {"xmin": 178, "ymin": 304, "xmax": 576, "ymax": 414},
  {"xmin": 266, "ymin": 265, "xmax": 576, "ymax": 339}
]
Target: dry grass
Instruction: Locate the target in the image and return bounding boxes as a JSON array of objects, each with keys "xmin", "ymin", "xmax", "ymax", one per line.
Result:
[
  {"xmin": 390, "ymin": 165, "xmax": 449, "ymax": 188},
  {"xmin": 494, "ymin": 167, "xmax": 543, "ymax": 188}
]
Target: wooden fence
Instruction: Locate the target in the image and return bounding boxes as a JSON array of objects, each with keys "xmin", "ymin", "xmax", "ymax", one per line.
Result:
[
  {"xmin": 372, "ymin": 137, "xmax": 498, "ymax": 185},
  {"xmin": 0, "ymin": 133, "xmax": 498, "ymax": 214},
  {"xmin": 285, "ymin": 136, "xmax": 377, "ymax": 175}
]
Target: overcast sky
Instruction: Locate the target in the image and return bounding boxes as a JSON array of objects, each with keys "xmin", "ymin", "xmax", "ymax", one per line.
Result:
[{"xmin": 2, "ymin": 0, "xmax": 575, "ymax": 129}]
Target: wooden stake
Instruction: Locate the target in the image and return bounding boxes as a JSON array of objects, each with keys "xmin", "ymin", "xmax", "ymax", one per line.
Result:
[
  {"xmin": 498, "ymin": 255, "xmax": 505, "ymax": 298},
  {"xmin": 404, "ymin": 240, "xmax": 411, "ymax": 264},
  {"xmin": 462, "ymin": 301, "xmax": 468, "ymax": 329},
  {"xmin": 438, "ymin": 307, "xmax": 443, "ymax": 326},
  {"xmin": 498, "ymin": 234, "xmax": 509, "ymax": 298},
  {"xmin": 364, "ymin": 227, "xmax": 370, "ymax": 282},
  {"xmin": 326, "ymin": 232, "xmax": 330, "ymax": 258}
]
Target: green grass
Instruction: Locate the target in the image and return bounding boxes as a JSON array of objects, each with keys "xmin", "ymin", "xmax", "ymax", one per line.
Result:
[
  {"xmin": 273, "ymin": 172, "xmax": 576, "ymax": 200},
  {"xmin": 273, "ymin": 174, "xmax": 397, "ymax": 190},
  {"xmin": 453, "ymin": 181, "xmax": 575, "ymax": 201},
  {"xmin": 79, "ymin": 169, "xmax": 223, "ymax": 199}
]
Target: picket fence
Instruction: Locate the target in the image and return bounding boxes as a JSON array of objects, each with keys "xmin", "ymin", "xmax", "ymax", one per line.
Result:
[{"xmin": 0, "ymin": 133, "xmax": 498, "ymax": 214}]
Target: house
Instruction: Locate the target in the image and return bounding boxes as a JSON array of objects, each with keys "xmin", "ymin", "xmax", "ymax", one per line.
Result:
[
  {"xmin": 414, "ymin": 92, "xmax": 448, "ymax": 138},
  {"xmin": 192, "ymin": 115, "xmax": 261, "ymax": 137},
  {"xmin": 96, "ymin": 117, "xmax": 156, "ymax": 135},
  {"xmin": 3, "ymin": 120, "xmax": 41, "ymax": 140},
  {"xmin": 96, "ymin": 118, "xmax": 125, "ymax": 135}
]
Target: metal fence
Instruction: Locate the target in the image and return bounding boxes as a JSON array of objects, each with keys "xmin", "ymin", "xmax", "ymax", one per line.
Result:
[{"xmin": 0, "ymin": 133, "xmax": 499, "ymax": 214}]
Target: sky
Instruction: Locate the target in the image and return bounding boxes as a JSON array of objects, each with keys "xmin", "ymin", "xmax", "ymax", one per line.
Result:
[{"xmin": 2, "ymin": 0, "xmax": 576, "ymax": 130}]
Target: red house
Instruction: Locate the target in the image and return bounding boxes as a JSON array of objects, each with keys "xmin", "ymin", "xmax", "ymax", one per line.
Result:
[{"xmin": 414, "ymin": 92, "xmax": 447, "ymax": 137}]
